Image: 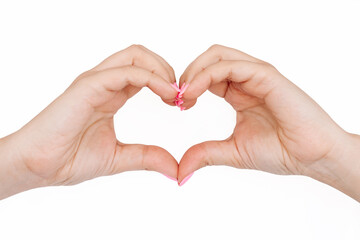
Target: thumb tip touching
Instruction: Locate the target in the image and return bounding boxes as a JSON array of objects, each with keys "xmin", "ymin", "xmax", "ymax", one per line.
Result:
[
  {"xmin": 177, "ymin": 143, "xmax": 208, "ymax": 185},
  {"xmin": 148, "ymin": 146, "xmax": 179, "ymax": 180},
  {"xmin": 177, "ymin": 140, "xmax": 236, "ymax": 185},
  {"xmin": 178, "ymin": 172, "xmax": 194, "ymax": 186},
  {"xmin": 117, "ymin": 141, "xmax": 232, "ymax": 187}
]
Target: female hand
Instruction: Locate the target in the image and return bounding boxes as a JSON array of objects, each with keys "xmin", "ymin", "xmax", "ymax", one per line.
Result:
[
  {"xmin": 177, "ymin": 44, "xmax": 360, "ymax": 201},
  {"xmin": 0, "ymin": 45, "xmax": 179, "ymax": 199}
]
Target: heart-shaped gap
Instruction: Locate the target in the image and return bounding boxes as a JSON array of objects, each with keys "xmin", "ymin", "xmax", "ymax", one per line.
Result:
[{"xmin": 114, "ymin": 88, "xmax": 236, "ymax": 163}]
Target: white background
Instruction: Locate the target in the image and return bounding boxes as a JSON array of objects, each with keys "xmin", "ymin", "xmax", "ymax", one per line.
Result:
[{"xmin": 0, "ymin": 0, "xmax": 360, "ymax": 239}]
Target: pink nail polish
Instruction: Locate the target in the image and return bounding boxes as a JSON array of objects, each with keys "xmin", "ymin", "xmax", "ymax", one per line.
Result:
[
  {"xmin": 170, "ymin": 82, "xmax": 189, "ymax": 111},
  {"xmin": 180, "ymin": 82, "xmax": 186, "ymax": 90},
  {"xmin": 170, "ymin": 82, "xmax": 180, "ymax": 92},
  {"xmin": 175, "ymin": 100, "xmax": 181, "ymax": 107},
  {"xmin": 177, "ymin": 99, "xmax": 184, "ymax": 105},
  {"xmin": 163, "ymin": 174, "xmax": 177, "ymax": 182},
  {"xmin": 179, "ymin": 83, "xmax": 189, "ymax": 95},
  {"xmin": 178, "ymin": 172, "xmax": 194, "ymax": 186}
]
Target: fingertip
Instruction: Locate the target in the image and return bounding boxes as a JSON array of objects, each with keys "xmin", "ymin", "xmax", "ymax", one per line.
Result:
[
  {"xmin": 169, "ymin": 81, "xmax": 191, "ymax": 111},
  {"xmin": 144, "ymin": 145, "xmax": 179, "ymax": 180},
  {"xmin": 161, "ymin": 82, "xmax": 181, "ymax": 105},
  {"xmin": 179, "ymin": 99, "xmax": 197, "ymax": 110},
  {"xmin": 179, "ymin": 82, "xmax": 189, "ymax": 94},
  {"xmin": 180, "ymin": 82, "xmax": 199, "ymax": 101},
  {"xmin": 178, "ymin": 172, "xmax": 194, "ymax": 186},
  {"xmin": 178, "ymin": 143, "xmax": 207, "ymax": 183},
  {"xmin": 162, "ymin": 98, "xmax": 177, "ymax": 107},
  {"xmin": 163, "ymin": 174, "xmax": 178, "ymax": 182}
]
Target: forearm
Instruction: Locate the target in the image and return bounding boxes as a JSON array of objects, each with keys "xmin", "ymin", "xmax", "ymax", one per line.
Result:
[
  {"xmin": 308, "ymin": 132, "xmax": 360, "ymax": 201},
  {"xmin": 0, "ymin": 134, "xmax": 43, "ymax": 200}
]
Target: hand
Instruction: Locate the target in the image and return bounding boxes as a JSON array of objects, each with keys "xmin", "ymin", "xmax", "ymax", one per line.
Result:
[
  {"xmin": 0, "ymin": 45, "xmax": 179, "ymax": 199},
  {"xmin": 177, "ymin": 44, "xmax": 360, "ymax": 200}
]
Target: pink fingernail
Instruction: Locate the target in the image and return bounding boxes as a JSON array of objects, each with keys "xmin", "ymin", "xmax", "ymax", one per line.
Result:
[
  {"xmin": 170, "ymin": 82, "xmax": 188, "ymax": 111},
  {"xmin": 176, "ymin": 99, "xmax": 184, "ymax": 105},
  {"xmin": 179, "ymin": 83, "xmax": 189, "ymax": 95},
  {"xmin": 180, "ymin": 82, "xmax": 186, "ymax": 90},
  {"xmin": 170, "ymin": 82, "xmax": 180, "ymax": 92},
  {"xmin": 178, "ymin": 172, "xmax": 194, "ymax": 186},
  {"xmin": 163, "ymin": 174, "xmax": 177, "ymax": 182}
]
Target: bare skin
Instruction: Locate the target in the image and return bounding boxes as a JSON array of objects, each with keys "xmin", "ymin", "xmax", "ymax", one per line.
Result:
[
  {"xmin": 177, "ymin": 45, "xmax": 360, "ymax": 201},
  {"xmin": 0, "ymin": 45, "xmax": 179, "ymax": 200},
  {"xmin": 0, "ymin": 44, "xmax": 359, "ymax": 201}
]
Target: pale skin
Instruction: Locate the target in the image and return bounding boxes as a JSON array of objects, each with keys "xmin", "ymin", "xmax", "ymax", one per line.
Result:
[
  {"xmin": 0, "ymin": 45, "xmax": 180, "ymax": 199},
  {"xmin": 0, "ymin": 44, "xmax": 359, "ymax": 201}
]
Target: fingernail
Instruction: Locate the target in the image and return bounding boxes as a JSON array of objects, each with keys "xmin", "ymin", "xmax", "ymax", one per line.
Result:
[
  {"xmin": 180, "ymin": 82, "xmax": 186, "ymax": 89},
  {"xmin": 163, "ymin": 174, "xmax": 177, "ymax": 182},
  {"xmin": 179, "ymin": 83, "xmax": 189, "ymax": 95},
  {"xmin": 178, "ymin": 172, "xmax": 194, "ymax": 186},
  {"xmin": 176, "ymin": 99, "xmax": 184, "ymax": 105},
  {"xmin": 171, "ymin": 82, "xmax": 188, "ymax": 111},
  {"xmin": 170, "ymin": 82, "xmax": 180, "ymax": 92}
]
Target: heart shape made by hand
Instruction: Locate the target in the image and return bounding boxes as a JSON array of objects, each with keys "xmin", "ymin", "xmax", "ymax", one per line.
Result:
[{"xmin": 16, "ymin": 44, "xmax": 344, "ymax": 196}]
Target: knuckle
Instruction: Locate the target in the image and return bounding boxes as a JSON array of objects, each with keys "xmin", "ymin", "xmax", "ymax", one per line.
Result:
[
  {"xmin": 71, "ymin": 71, "xmax": 94, "ymax": 88},
  {"xmin": 128, "ymin": 44, "xmax": 139, "ymax": 49},
  {"xmin": 264, "ymin": 62, "xmax": 279, "ymax": 76},
  {"xmin": 76, "ymin": 70, "xmax": 94, "ymax": 81},
  {"xmin": 208, "ymin": 44, "xmax": 221, "ymax": 51},
  {"xmin": 127, "ymin": 44, "xmax": 143, "ymax": 53},
  {"xmin": 261, "ymin": 60, "xmax": 276, "ymax": 69},
  {"xmin": 135, "ymin": 44, "xmax": 145, "ymax": 49},
  {"xmin": 127, "ymin": 45, "xmax": 147, "ymax": 63},
  {"xmin": 254, "ymin": 62, "xmax": 281, "ymax": 86}
]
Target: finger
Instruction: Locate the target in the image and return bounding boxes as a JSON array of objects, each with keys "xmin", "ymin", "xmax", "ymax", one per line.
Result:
[
  {"xmin": 111, "ymin": 143, "xmax": 178, "ymax": 180},
  {"xmin": 180, "ymin": 44, "xmax": 265, "ymax": 87},
  {"xmin": 180, "ymin": 60, "xmax": 283, "ymax": 110},
  {"xmin": 91, "ymin": 44, "xmax": 175, "ymax": 84},
  {"xmin": 180, "ymin": 60, "xmax": 312, "ymax": 136},
  {"xmin": 77, "ymin": 66, "xmax": 178, "ymax": 108},
  {"xmin": 127, "ymin": 45, "xmax": 177, "ymax": 106},
  {"xmin": 136, "ymin": 45, "xmax": 176, "ymax": 83},
  {"xmin": 178, "ymin": 140, "xmax": 238, "ymax": 184}
]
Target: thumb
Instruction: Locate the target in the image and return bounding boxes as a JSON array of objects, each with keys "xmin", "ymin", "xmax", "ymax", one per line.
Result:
[
  {"xmin": 178, "ymin": 139, "xmax": 238, "ymax": 185},
  {"xmin": 111, "ymin": 143, "xmax": 178, "ymax": 181}
]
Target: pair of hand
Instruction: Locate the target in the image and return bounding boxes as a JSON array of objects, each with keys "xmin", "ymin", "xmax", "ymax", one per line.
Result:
[{"xmin": 1, "ymin": 44, "xmax": 359, "ymax": 201}]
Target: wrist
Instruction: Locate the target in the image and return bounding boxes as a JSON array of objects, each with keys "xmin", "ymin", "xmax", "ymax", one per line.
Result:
[
  {"xmin": 307, "ymin": 131, "xmax": 360, "ymax": 201},
  {"xmin": 0, "ymin": 134, "xmax": 46, "ymax": 200}
]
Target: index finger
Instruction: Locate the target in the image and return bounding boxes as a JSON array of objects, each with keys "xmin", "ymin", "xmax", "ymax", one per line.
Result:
[
  {"xmin": 76, "ymin": 65, "xmax": 179, "ymax": 108},
  {"xmin": 180, "ymin": 44, "xmax": 265, "ymax": 86},
  {"xmin": 180, "ymin": 60, "xmax": 282, "ymax": 110},
  {"xmin": 92, "ymin": 45, "xmax": 176, "ymax": 84}
]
